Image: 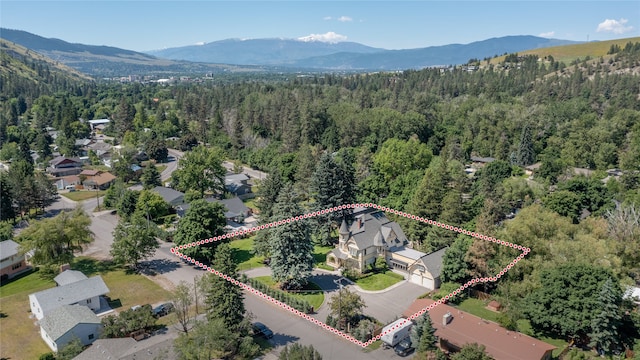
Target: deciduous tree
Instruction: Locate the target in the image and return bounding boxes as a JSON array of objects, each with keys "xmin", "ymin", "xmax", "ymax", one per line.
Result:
[
  {"xmin": 172, "ymin": 145, "xmax": 226, "ymax": 198},
  {"xmin": 173, "ymin": 200, "xmax": 226, "ymax": 261},
  {"xmin": 110, "ymin": 213, "xmax": 159, "ymax": 270}
]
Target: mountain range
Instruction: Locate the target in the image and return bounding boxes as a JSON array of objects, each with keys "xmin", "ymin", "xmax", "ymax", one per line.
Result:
[{"xmin": 1, "ymin": 28, "xmax": 580, "ymax": 76}]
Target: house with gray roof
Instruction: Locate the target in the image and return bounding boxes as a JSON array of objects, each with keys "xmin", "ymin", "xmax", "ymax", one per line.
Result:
[
  {"xmin": 73, "ymin": 334, "xmax": 177, "ymax": 360},
  {"xmin": 29, "ymin": 275, "xmax": 109, "ymax": 320},
  {"xmin": 151, "ymin": 186, "xmax": 185, "ymax": 206},
  {"xmin": 225, "ymin": 173, "xmax": 252, "ymax": 195},
  {"xmin": 54, "ymin": 270, "xmax": 88, "ymax": 286},
  {"xmin": 0, "ymin": 239, "xmax": 30, "ymax": 282},
  {"xmin": 327, "ymin": 207, "xmax": 445, "ymax": 289},
  {"xmin": 39, "ymin": 304, "xmax": 102, "ymax": 352}
]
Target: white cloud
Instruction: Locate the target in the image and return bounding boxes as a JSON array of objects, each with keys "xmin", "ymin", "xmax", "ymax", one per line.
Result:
[
  {"xmin": 338, "ymin": 16, "xmax": 353, "ymax": 22},
  {"xmin": 195, "ymin": 41, "xmax": 205, "ymax": 46},
  {"xmin": 597, "ymin": 18, "xmax": 633, "ymax": 34},
  {"xmin": 538, "ymin": 31, "xmax": 555, "ymax": 38},
  {"xmin": 323, "ymin": 16, "xmax": 332, "ymax": 21},
  {"xmin": 298, "ymin": 31, "xmax": 348, "ymax": 43}
]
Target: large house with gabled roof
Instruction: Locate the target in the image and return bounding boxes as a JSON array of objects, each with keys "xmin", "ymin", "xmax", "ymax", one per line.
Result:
[
  {"xmin": 39, "ymin": 304, "xmax": 102, "ymax": 352},
  {"xmin": 326, "ymin": 207, "xmax": 445, "ymax": 290}
]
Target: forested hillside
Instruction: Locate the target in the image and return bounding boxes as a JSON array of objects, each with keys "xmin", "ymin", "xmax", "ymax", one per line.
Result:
[{"xmin": 1, "ymin": 40, "xmax": 640, "ymax": 355}]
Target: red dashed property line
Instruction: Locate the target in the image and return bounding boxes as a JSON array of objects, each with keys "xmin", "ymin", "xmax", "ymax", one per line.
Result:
[{"xmin": 170, "ymin": 203, "xmax": 529, "ymax": 348}]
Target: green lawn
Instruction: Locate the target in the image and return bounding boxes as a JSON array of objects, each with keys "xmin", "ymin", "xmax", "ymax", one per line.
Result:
[
  {"xmin": 156, "ymin": 164, "xmax": 168, "ymax": 173},
  {"xmin": 0, "ymin": 270, "xmax": 59, "ymax": 359},
  {"xmin": 0, "ymin": 259, "xmax": 172, "ymax": 360},
  {"xmin": 516, "ymin": 319, "xmax": 568, "ymax": 357},
  {"xmin": 229, "ymin": 236, "xmax": 265, "ymax": 271},
  {"xmin": 456, "ymin": 298, "xmax": 500, "ymax": 323},
  {"xmin": 61, "ymin": 190, "xmax": 106, "ymax": 201},
  {"xmin": 254, "ymin": 276, "xmax": 324, "ymax": 310},
  {"xmin": 363, "ymin": 340, "xmax": 382, "ymax": 352},
  {"xmin": 354, "ymin": 272, "xmax": 404, "ymax": 291},
  {"xmin": 243, "ymin": 198, "xmax": 257, "ymax": 211}
]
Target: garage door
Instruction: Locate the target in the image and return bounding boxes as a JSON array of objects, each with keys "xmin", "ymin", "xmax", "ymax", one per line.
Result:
[{"xmin": 410, "ymin": 272, "xmax": 434, "ymax": 289}]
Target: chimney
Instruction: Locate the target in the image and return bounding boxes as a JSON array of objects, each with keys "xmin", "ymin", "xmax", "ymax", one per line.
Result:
[
  {"xmin": 443, "ymin": 312, "xmax": 453, "ymax": 326},
  {"xmin": 60, "ymin": 263, "xmax": 71, "ymax": 272}
]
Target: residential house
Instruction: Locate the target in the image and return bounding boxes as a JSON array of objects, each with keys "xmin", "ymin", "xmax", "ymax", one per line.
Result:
[
  {"xmin": 403, "ymin": 298, "xmax": 556, "ymax": 360},
  {"xmin": 54, "ymin": 270, "xmax": 88, "ymax": 286},
  {"xmin": 469, "ymin": 156, "xmax": 496, "ymax": 169},
  {"xmin": 73, "ymin": 335, "xmax": 178, "ymax": 359},
  {"xmin": 151, "ymin": 186, "xmax": 185, "ymax": 206},
  {"xmin": 524, "ymin": 162, "xmax": 542, "ymax": 176},
  {"xmin": 0, "ymin": 240, "xmax": 30, "ymax": 281},
  {"xmin": 225, "ymin": 173, "xmax": 252, "ymax": 196},
  {"xmin": 624, "ymin": 286, "xmax": 640, "ymax": 307},
  {"xmin": 29, "ymin": 273, "xmax": 110, "ymax": 320},
  {"xmin": 326, "ymin": 207, "xmax": 445, "ymax": 289},
  {"xmin": 88, "ymin": 119, "xmax": 110, "ymax": 132},
  {"xmin": 81, "ymin": 170, "xmax": 116, "ymax": 190},
  {"xmin": 39, "ymin": 305, "xmax": 102, "ymax": 352},
  {"xmin": 175, "ymin": 196, "xmax": 254, "ymax": 228},
  {"xmin": 47, "ymin": 156, "xmax": 83, "ymax": 177},
  {"xmin": 54, "ymin": 175, "xmax": 81, "ymax": 190}
]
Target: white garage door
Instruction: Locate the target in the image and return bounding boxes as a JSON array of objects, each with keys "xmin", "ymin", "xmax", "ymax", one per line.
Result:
[{"xmin": 410, "ymin": 272, "xmax": 434, "ymax": 289}]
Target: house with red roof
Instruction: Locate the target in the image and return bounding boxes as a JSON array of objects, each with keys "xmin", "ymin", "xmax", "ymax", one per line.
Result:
[{"xmin": 403, "ymin": 298, "xmax": 556, "ymax": 360}]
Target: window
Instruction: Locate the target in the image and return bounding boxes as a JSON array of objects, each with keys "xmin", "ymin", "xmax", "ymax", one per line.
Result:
[
  {"xmin": 86, "ymin": 298, "xmax": 91, "ymax": 304},
  {"xmin": 349, "ymin": 248, "xmax": 358, "ymax": 257},
  {"xmin": 12, "ymin": 262, "xmax": 22, "ymax": 270},
  {"xmin": 88, "ymin": 334, "xmax": 94, "ymax": 340}
]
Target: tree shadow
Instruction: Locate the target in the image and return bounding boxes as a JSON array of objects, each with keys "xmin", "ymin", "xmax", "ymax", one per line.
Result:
[
  {"xmin": 232, "ymin": 248, "xmax": 253, "ymax": 264},
  {"xmin": 308, "ymin": 273, "xmax": 343, "ymax": 292},
  {"xmin": 139, "ymin": 258, "xmax": 181, "ymax": 275},
  {"xmin": 107, "ymin": 297, "xmax": 123, "ymax": 309},
  {"xmin": 72, "ymin": 258, "xmax": 118, "ymax": 276},
  {"xmin": 268, "ymin": 333, "xmax": 300, "ymax": 347}
]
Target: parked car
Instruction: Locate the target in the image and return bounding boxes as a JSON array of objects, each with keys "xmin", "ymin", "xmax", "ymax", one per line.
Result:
[
  {"xmin": 252, "ymin": 322, "xmax": 274, "ymax": 339},
  {"xmin": 152, "ymin": 302, "xmax": 174, "ymax": 317},
  {"xmin": 394, "ymin": 338, "xmax": 414, "ymax": 357}
]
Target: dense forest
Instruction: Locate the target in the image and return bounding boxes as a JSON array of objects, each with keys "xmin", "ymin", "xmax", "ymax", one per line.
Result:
[{"xmin": 2, "ymin": 41, "xmax": 640, "ymax": 356}]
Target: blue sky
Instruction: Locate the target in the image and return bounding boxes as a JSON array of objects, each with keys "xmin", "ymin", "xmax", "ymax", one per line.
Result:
[{"xmin": 1, "ymin": 1, "xmax": 639, "ymax": 51}]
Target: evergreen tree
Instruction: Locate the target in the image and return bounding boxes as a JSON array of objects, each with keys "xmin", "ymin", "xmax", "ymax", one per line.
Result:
[
  {"xmin": 204, "ymin": 243, "xmax": 245, "ymax": 328},
  {"xmin": 411, "ymin": 313, "xmax": 437, "ymax": 352},
  {"xmin": 278, "ymin": 343, "xmax": 322, "ymax": 360},
  {"xmin": 589, "ymin": 278, "xmax": 623, "ymax": 355},
  {"xmin": 0, "ymin": 172, "xmax": 15, "ymax": 221},
  {"xmin": 140, "ymin": 164, "xmax": 162, "ymax": 190},
  {"xmin": 441, "ymin": 235, "xmax": 473, "ymax": 283},
  {"xmin": 269, "ymin": 184, "xmax": 314, "ymax": 289},
  {"xmin": 516, "ymin": 125, "xmax": 535, "ymax": 167},
  {"xmin": 255, "ymin": 172, "xmax": 284, "ymax": 220},
  {"xmin": 407, "ymin": 157, "xmax": 450, "ymax": 248},
  {"xmin": 309, "ymin": 152, "xmax": 355, "ymax": 246}
]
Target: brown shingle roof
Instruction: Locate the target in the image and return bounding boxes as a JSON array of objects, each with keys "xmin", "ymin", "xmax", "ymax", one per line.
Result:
[
  {"xmin": 403, "ymin": 299, "xmax": 556, "ymax": 360},
  {"xmin": 84, "ymin": 172, "xmax": 116, "ymax": 186}
]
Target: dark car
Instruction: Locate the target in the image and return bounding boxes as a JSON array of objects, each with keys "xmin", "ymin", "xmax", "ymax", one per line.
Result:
[
  {"xmin": 152, "ymin": 302, "xmax": 174, "ymax": 317},
  {"xmin": 252, "ymin": 322, "xmax": 274, "ymax": 339},
  {"xmin": 394, "ymin": 338, "xmax": 414, "ymax": 357}
]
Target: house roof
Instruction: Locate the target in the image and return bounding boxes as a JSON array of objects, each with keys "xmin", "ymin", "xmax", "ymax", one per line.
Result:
[
  {"xmin": 414, "ymin": 247, "xmax": 447, "ymax": 278},
  {"xmin": 525, "ymin": 162, "xmax": 542, "ymax": 171},
  {"xmin": 0, "ymin": 240, "xmax": 20, "ymax": 260},
  {"xmin": 75, "ymin": 139, "xmax": 92, "ymax": 147},
  {"xmin": 225, "ymin": 173, "xmax": 249, "ymax": 184},
  {"xmin": 40, "ymin": 305, "xmax": 101, "ymax": 341},
  {"xmin": 84, "ymin": 172, "xmax": 116, "ymax": 186},
  {"xmin": 58, "ymin": 175, "xmax": 81, "ymax": 184},
  {"xmin": 30, "ymin": 276, "xmax": 109, "ymax": 315},
  {"xmin": 624, "ymin": 286, "xmax": 640, "ymax": 303},
  {"xmin": 348, "ymin": 210, "xmax": 408, "ymax": 250},
  {"xmin": 74, "ymin": 333, "xmax": 177, "ymax": 360},
  {"xmin": 49, "ymin": 156, "xmax": 82, "ymax": 167},
  {"xmin": 215, "ymin": 197, "xmax": 249, "ymax": 218},
  {"xmin": 80, "ymin": 169, "xmax": 100, "ymax": 176},
  {"xmin": 330, "ymin": 248, "xmax": 349, "ymax": 260},
  {"xmin": 470, "ymin": 156, "xmax": 496, "ymax": 164},
  {"xmin": 54, "ymin": 270, "xmax": 88, "ymax": 286},
  {"xmin": 151, "ymin": 186, "xmax": 185, "ymax": 205},
  {"xmin": 88, "ymin": 119, "xmax": 111, "ymax": 125},
  {"xmin": 391, "ymin": 247, "xmax": 426, "ymax": 261},
  {"xmin": 402, "ymin": 299, "xmax": 556, "ymax": 360}
]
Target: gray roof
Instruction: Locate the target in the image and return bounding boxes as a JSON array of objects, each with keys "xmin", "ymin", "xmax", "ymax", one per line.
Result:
[
  {"xmin": 0, "ymin": 240, "xmax": 20, "ymax": 260},
  {"xmin": 392, "ymin": 247, "xmax": 427, "ymax": 261},
  {"xmin": 40, "ymin": 305, "xmax": 101, "ymax": 341},
  {"xmin": 470, "ymin": 156, "xmax": 496, "ymax": 163},
  {"xmin": 330, "ymin": 248, "xmax": 349, "ymax": 260},
  {"xmin": 215, "ymin": 197, "xmax": 249, "ymax": 218},
  {"xmin": 31, "ymin": 276, "xmax": 109, "ymax": 315},
  {"xmin": 348, "ymin": 210, "xmax": 408, "ymax": 250},
  {"xmin": 151, "ymin": 186, "xmax": 185, "ymax": 205},
  {"xmin": 416, "ymin": 247, "xmax": 447, "ymax": 278},
  {"xmin": 225, "ymin": 173, "xmax": 249, "ymax": 184},
  {"xmin": 54, "ymin": 270, "xmax": 88, "ymax": 286},
  {"xmin": 74, "ymin": 333, "xmax": 177, "ymax": 360}
]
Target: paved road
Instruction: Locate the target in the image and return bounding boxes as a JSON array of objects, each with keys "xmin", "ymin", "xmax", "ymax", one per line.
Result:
[
  {"xmin": 162, "ymin": 148, "xmax": 184, "ymax": 182},
  {"xmin": 222, "ymin": 160, "xmax": 268, "ymax": 180}
]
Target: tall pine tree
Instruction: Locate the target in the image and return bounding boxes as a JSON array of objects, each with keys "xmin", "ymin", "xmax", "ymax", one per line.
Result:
[
  {"xmin": 204, "ymin": 243, "xmax": 246, "ymax": 328},
  {"xmin": 588, "ymin": 277, "xmax": 623, "ymax": 355},
  {"xmin": 269, "ymin": 183, "xmax": 314, "ymax": 289},
  {"xmin": 516, "ymin": 125, "xmax": 535, "ymax": 167},
  {"xmin": 410, "ymin": 313, "xmax": 437, "ymax": 353}
]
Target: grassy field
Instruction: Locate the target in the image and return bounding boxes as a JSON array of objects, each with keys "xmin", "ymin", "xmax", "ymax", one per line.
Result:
[
  {"xmin": 354, "ymin": 271, "xmax": 404, "ymax": 291},
  {"xmin": 230, "ymin": 236, "xmax": 265, "ymax": 271},
  {"xmin": 254, "ymin": 276, "xmax": 324, "ymax": 310},
  {"xmin": 156, "ymin": 164, "xmax": 167, "ymax": 173},
  {"xmin": 0, "ymin": 258, "xmax": 171, "ymax": 360},
  {"xmin": 61, "ymin": 190, "xmax": 106, "ymax": 201},
  {"xmin": 492, "ymin": 36, "xmax": 640, "ymax": 64},
  {"xmin": 312, "ymin": 244, "xmax": 334, "ymax": 269},
  {"xmin": 0, "ymin": 270, "xmax": 53, "ymax": 360}
]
